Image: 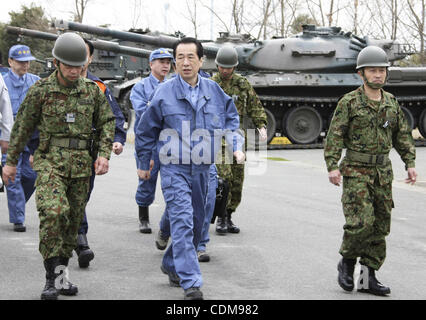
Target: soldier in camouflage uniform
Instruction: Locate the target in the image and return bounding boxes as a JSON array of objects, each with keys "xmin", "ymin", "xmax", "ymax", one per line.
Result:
[
  {"xmin": 2, "ymin": 33, "xmax": 115, "ymax": 300},
  {"xmin": 211, "ymin": 46, "xmax": 268, "ymax": 234},
  {"xmin": 324, "ymin": 46, "xmax": 417, "ymax": 296}
]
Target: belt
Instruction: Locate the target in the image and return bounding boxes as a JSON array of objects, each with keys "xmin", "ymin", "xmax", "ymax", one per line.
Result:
[
  {"xmin": 50, "ymin": 137, "xmax": 90, "ymax": 150},
  {"xmin": 346, "ymin": 150, "xmax": 389, "ymax": 165}
]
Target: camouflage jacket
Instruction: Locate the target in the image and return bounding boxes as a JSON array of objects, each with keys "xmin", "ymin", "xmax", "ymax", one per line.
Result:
[
  {"xmin": 211, "ymin": 72, "xmax": 267, "ymax": 130},
  {"xmin": 6, "ymin": 70, "xmax": 115, "ymax": 178},
  {"xmin": 324, "ymin": 86, "xmax": 415, "ymax": 184}
]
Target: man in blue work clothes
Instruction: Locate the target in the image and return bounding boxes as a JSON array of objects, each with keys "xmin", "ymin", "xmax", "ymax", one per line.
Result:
[
  {"xmin": 130, "ymin": 48, "xmax": 173, "ymax": 234},
  {"xmin": 135, "ymin": 37, "xmax": 245, "ymax": 300},
  {"xmin": 2, "ymin": 45, "xmax": 39, "ymax": 232},
  {"xmin": 73, "ymin": 39, "xmax": 127, "ymax": 268}
]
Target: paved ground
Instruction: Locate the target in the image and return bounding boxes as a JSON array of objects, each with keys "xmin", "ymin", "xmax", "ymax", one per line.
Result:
[{"xmin": 1, "ymin": 142, "xmax": 426, "ymax": 300}]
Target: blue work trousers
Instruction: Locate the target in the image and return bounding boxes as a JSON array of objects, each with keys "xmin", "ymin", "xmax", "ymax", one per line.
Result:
[
  {"xmin": 135, "ymin": 151, "xmax": 160, "ymax": 207},
  {"xmin": 160, "ymin": 165, "xmax": 208, "ymax": 290},
  {"xmin": 2, "ymin": 151, "xmax": 37, "ymax": 224},
  {"xmin": 197, "ymin": 165, "xmax": 218, "ymax": 252},
  {"xmin": 159, "ymin": 165, "xmax": 217, "ymax": 251}
]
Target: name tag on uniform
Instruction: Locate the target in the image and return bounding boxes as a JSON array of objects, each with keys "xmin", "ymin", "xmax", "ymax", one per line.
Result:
[{"xmin": 66, "ymin": 113, "xmax": 76, "ymax": 123}]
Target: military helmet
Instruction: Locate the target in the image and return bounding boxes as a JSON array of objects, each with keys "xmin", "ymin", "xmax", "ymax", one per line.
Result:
[
  {"xmin": 52, "ymin": 33, "xmax": 88, "ymax": 66},
  {"xmin": 215, "ymin": 46, "xmax": 239, "ymax": 68},
  {"xmin": 356, "ymin": 46, "xmax": 390, "ymax": 70}
]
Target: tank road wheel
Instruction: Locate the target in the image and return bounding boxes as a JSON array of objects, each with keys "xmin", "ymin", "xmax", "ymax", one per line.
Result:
[
  {"xmin": 283, "ymin": 106, "xmax": 323, "ymax": 144},
  {"xmin": 418, "ymin": 109, "xmax": 426, "ymax": 138},
  {"xmin": 120, "ymin": 90, "xmax": 133, "ymax": 129},
  {"xmin": 401, "ymin": 106, "xmax": 414, "ymax": 130},
  {"xmin": 264, "ymin": 108, "xmax": 277, "ymax": 143},
  {"xmin": 244, "ymin": 108, "xmax": 276, "ymax": 148}
]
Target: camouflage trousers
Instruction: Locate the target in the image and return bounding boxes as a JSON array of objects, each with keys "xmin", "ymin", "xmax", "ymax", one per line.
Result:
[
  {"xmin": 35, "ymin": 170, "xmax": 90, "ymax": 260},
  {"xmin": 339, "ymin": 176, "xmax": 393, "ymax": 270},
  {"xmin": 216, "ymin": 162, "xmax": 245, "ymax": 213}
]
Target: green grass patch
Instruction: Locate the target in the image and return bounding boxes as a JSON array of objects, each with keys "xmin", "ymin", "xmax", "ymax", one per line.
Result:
[{"xmin": 265, "ymin": 157, "xmax": 290, "ymax": 162}]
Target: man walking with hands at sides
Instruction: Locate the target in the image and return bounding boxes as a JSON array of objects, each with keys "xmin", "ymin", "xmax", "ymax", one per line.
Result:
[
  {"xmin": 324, "ymin": 46, "xmax": 417, "ymax": 296},
  {"xmin": 211, "ymin": 46, "xmax": 268, "ymax": 235},
  {"xmin": 72, "ymin": 39, "xmax": 127, "ymax": 269},
  {"xmin": 130, "ymin": 48, "xmax": 173, "ymax": 234},
  {"xmin": 2, "ymin": 33, "xmax": 115, "ymax": 300},
  {"xmin": 135, "ymin": 37, "xmax": 244, "ymax": 300},
  {"xmin": 0, "ymin": 73, "xmax": 13, "ymax": 192},
  {"xmin": 2, "ymin": 45, "xmax": 39, "ymax": 232}
]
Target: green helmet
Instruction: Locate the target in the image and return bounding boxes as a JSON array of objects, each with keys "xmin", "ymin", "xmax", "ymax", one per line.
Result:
[
  {"xmin": 52, "ymin": 33, "xmax": 88, "ymax": 66},
  {"xmin": 356, "ymin": 46, "xmax": 390, "ymax": 70},
  {"xmin": 215, "ymin": 46, "xmax": 239, "ymax": 68}
]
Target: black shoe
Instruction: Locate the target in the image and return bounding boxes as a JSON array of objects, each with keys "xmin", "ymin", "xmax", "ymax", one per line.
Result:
[
  {"xmin": 357, "ymin": 266, "xmax": 391, "ymax": 296},
  {"xmin": 160, "ymin": 265, "xmax": 180, "ymax": 287},
  {"xmin": 41, "ymin": 257, "xmax": 60, "ymax": 300},
  {"xmin": 337, "ymin": 258, "xmax": 356, "ymax": 292},
  {"xmin": 215, "ymin": 216, "xmax": 227, "ymax": 235},
  {"xmin": 13, "ymin": 223, "xmax": 26, "ymax": 232},
  {"xmin": 197, "ymin": 251, "xmax": 210, "ymax": 263},
  {"xmin": 139, "ymin": 206, "xmax": 152, "ymax": 234},
  {"xmin": 75, "ymin": 234, "xmax": 95, "ymax": 268},
  {"xmin": 56, "ymin": 257, "xmax": 78, "ymax": 296},
  {"xmin": 155, "ymin": 230, "xmax": 169, "ymax": 250},
  {"xmin": 184, "ymin": 287, "xmax": 203, "ymax": 300},
  {"xmin": 226, "ymin": 211, "xmax": 240, "ymax": 234}
]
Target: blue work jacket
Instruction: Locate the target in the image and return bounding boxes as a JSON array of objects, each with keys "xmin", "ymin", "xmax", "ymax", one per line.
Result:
[
  {"xmin": 130, "ymin": 73, "xmax": 162, "ymax": 119},
  {"xmin": 3, "ymin": 69, "xmax": 40, "ymax": 117},
  {"xmin": 135, "ymin": 74, "xmax": 243, "ymax": 173},
  {"xmin": 87, "ymin": 72, "xmax": 127, "ymax": 145}
]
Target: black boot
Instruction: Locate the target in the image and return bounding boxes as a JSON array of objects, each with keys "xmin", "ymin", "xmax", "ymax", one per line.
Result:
[
  {"xmin": 357, "ymin": 266, "xmax": 391, "ymax": 296},
  {"xmin": 75, "ymin": 233, "xmax": 95, "ymax": 268},
  {"xmin": 139, "ymin": 206, "xmax": 152, "ymax": 234},
  {"xmin": 226, "ymin": 210, "xmax": 240, "ymax": 234},
  {"xmin": 337, "ymin": 258, "xmax": 356, "ymax": 291},
  {"xmin": 215, "ymin": 216, "xmax": 227, "ymax": 235},
  {"xmin": 57, "ymin": 257, "xmax": 78, "ymax": 296},
  {"xmin": 41, "ymin": 257, "xmax": 60, "ymax": 300}
]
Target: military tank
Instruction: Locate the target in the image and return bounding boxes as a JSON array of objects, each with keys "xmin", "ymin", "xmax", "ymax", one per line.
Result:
[{"xmin": 44, "ymin": 21, "xmax": 426, "ymax": 144}]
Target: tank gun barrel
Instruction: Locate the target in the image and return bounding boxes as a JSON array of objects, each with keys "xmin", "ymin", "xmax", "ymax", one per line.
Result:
[
  {"xmin": 6, "ymin": 26, "xmax": 58, "ymax": 41},
  {"xmin": 6, "ymin": 26, "xmax": 152, "ymax": 58},
  {"xmin": 54, "ymin": 19, "xmax": 219, "ymax": 57},
  {"xmin": 54, "ymin": 20, "xmax": 178, "ymax": 49}
]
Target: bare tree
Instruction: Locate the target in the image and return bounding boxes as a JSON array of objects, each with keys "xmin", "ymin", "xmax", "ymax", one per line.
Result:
[
  {"xmin": 232, "ymin": 0, "xmax": 245, "ymax": 34},
  {"xmin": 256, "ymin": 0, "xmax": 273, "ymax": 39},
  {"xmin": 131, "ymin": 0, "xmax": 142, "ymax": 29},
  {"xmin": 184, "ymin": 0, "xmax": 199, "ymax": 38},
  {"xmin": 406, "ymin": 0, "xmax": 425, "ymax": 60},
  {"xmin": 73, "ymin": 0, "xmax": 91, "ymax": 23}
]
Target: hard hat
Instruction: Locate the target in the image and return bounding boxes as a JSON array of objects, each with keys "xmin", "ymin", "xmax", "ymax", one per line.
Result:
[
  {"xmin": 356, "ymin": 46, "xmax": 390, "ymax": 70},
  {"xmin": 9, "ymin": 45, "xmax": 36, "ymax": 61},
  {"xmin": 215, "ymin": 46, "xmax": 239, "ymax": 68},
  {"xmin": 52, "ymin": 33, "xmax": 88, "ymax": 67}
]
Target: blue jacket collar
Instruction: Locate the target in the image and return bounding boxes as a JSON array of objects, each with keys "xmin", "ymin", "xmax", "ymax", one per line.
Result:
[{"xmin": 174, "ymin": 74, "xmax": 211, "ymax": 104}]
